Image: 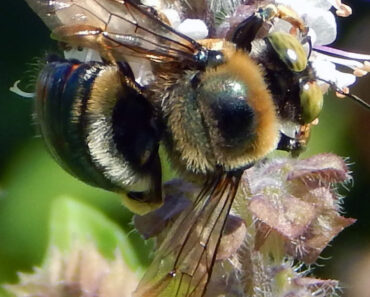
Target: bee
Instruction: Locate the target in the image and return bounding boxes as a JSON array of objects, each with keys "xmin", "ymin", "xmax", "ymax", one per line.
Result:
[{"xmin": 22, "ymin": 0, "xmax": 360, "ymax": 296}]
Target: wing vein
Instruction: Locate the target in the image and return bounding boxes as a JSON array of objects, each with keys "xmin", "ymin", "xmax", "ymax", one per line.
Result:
[
  {"xmin": 201, "ymin": 174, "xmax": 242, "ymax": 296},
  {"xmin": 120, "ymin": 0, "xmax": 200, "ymax": 52},
  {"xmin": 190, "ymin": 174, "xmax": 241, "ymax": 297},
  {"xmin": 172, "ymin": 175, "xmax": 222, "ymax": 270}
]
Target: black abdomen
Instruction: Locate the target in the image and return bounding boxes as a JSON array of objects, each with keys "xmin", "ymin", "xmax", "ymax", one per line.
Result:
[{"xmin": 35, "ymin": 59, "xmax": 161, "ymax": 197}]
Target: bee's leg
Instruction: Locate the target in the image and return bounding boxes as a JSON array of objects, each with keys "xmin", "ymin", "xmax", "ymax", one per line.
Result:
[
  {"xmin": 277, "ymin": 132, "xmax": 305, "ymax": 157},
  {"xmin": 232, "ymin": 4, "xmax": 308, "ymax": 51},
  {"xmin": 232, "ymin": 13, "xmax": 264, "ymax": 52},
  {"xmin": 125, "ymin": 152, "xmax": 163, "ymax": 214},
  {"xmin": 117, "ymin": 61, "xmax": 136, "ymax": 81},
  {"xmin": 113, "ymin": 81, "xmax": 164, "ymax": 215},
  {"xmin": 274, "ymin": 4, "xmax": 308, "ymax": 34}
]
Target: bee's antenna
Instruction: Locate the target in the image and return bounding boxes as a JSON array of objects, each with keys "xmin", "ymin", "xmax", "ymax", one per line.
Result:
[
  {"xmin": 335, "ymin": 88, "xmax": 370, "ymax": 110},
  {"xmin": 318, "ymin": 78, "xmax": 370, "ymax": 110}
]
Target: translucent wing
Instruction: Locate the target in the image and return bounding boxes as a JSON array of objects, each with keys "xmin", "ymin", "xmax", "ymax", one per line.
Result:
[
  {"xmin": 24, "ymin": 0, "xmax": 203, "ymax": 64},
  {"xmin": 134, "ymin": 172, "xmax": 242, "ymax": 297}
]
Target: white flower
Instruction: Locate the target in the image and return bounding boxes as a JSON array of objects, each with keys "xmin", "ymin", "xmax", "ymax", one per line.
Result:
[
  {"xmin": 213, "ymin": 0, "xmax": 368, "ymax": 94},
  {"xmin": 176, "ymin": 19, "xmax": 209, "ymax": 40},
  {"xmin": 63, "ymin": 47, "xmax": 102, "ymax": 62},
  {"xmin": 141, "ymin": 4, "xmax": 209, "ymax": 40},
  {"xmin": 273, "ymin": 0, "xmax": 369, "ymax": 94},
  {"xmin": 276, "ymin": 0, "xmax": 337, "ymax": 45},
  {"xmin": 10, "ymin": 80, "xmax": 35, "ymax": 98}
]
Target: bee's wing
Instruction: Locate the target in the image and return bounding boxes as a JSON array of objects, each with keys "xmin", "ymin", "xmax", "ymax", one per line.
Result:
[
  {"xmin": 134, "ymin": 172, "xmax": 242, "ymax": 297},
  {"xmin": 25, "ymin": 0, "xmax": 203, "ymax": 64}
]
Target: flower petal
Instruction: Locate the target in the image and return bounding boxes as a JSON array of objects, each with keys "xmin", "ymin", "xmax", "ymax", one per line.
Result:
[
  {"xmin": 304, "ymin": 9, "xmax": 337, "ymax": 45},
  {"xmin": 177, "ymin": 19, "xmax": 209, "ymax": 40}
]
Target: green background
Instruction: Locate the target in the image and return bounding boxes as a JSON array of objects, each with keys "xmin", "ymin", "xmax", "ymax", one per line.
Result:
[{"xmin": 0, "ymin": 0, "xmax": 370, "ymax": 296}]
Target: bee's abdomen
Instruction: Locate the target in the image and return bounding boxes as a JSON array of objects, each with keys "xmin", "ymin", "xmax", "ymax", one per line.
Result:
[{"xmin": 35, "ymin": 60, "xmax": 160, "ymax": 194}]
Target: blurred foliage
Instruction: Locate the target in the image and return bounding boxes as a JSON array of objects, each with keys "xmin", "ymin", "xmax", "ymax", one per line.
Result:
[{"xmin": 0, "ymin": 0, "xmax": 369, "ymax": 296}]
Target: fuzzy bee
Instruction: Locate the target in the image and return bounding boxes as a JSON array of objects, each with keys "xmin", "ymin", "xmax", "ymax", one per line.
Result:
[{"xmin": 22, "ymin": 0, "xmax": 358, "ymax": 296}]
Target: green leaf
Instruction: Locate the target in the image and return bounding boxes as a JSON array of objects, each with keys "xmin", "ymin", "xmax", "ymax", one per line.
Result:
[{"xmin": 48, "ymin": 196, "xmax": 145, "ymax": 274}]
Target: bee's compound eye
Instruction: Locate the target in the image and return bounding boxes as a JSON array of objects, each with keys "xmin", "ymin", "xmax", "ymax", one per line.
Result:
[
  {"xmin": 299, "ymin": 81, "xmax": 323, "ymax": 123},
  {"xmin": 267, "ymin": 32, "xmax": 307, "ymax": 72},
  {"xmin": 197, "ymin": 74, "xmax": 256, "ymax": 150},
  {"xmin": 35, "ymin": 60, "xmax": 161, "ymax": 199}
]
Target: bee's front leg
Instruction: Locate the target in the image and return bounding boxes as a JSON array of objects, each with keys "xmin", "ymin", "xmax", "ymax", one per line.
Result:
[{"xmin": 277, "ymin": 132, "xmax": 306, "ymax": 157}]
